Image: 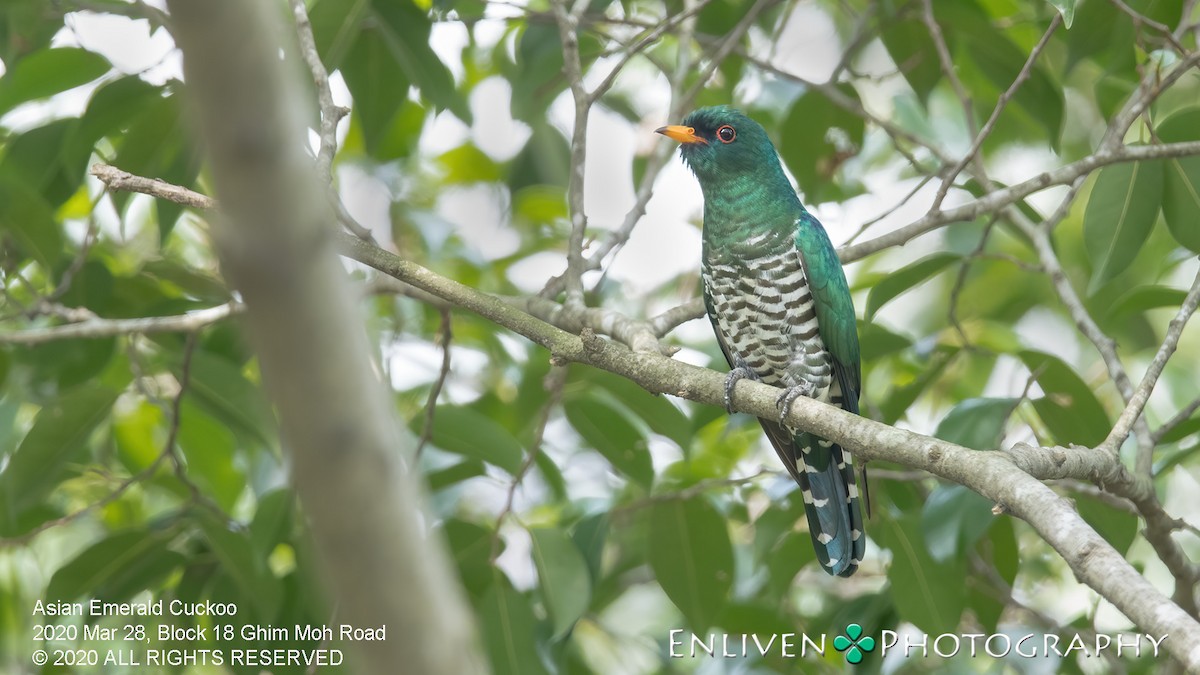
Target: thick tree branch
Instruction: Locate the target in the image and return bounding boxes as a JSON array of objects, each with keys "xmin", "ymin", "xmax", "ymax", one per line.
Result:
[{"xmin": 163, "ymin": 3, "xmax": 485, "ymax": 674}]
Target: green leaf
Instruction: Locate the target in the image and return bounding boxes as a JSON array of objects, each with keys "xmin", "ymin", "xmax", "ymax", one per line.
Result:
[
  {"xmin": 648, "ymin": 496, "xmax": 733, "ymax": 631},
  {"xmin": 0, "ymin": 0, "xmax": 62, "ymax": 63},
  {"xmin": 858, "ymin": 322, "xmax": 913, "ymax": 362},
  {"xmin": 1066, "ymin": 0, "xmax": 1131, "ymax": 73},
  {"xmin": 934, "ymin": 398, "xmax": 1015, "ymax": 450},
  {"xmin": 426, "ymin": 460, "xmax": 486, "ymax": 491},
  {"xmin": 1075, "ymin": 494, "xmax": 1138, "ymax": 554},
  {"xmin": 1106, "ymin": 285, "xmax": 1188, "ymax": 321},
  {"xmin": 77, "ymin": 76, "xmax": 164, "ymax": 145},
  {"xmin": 866, "ymin": 253, "xmax": 959, "ymax": 320},
  {"xmin": 370, "ymin": 1, "xmax": 470, "ymax": 122},
  {"xmin": 197, "ymin": 514, "xmax": 282, "ymax": 619},
  {"xmin": 1048, "ymin": 0, "xmax": 1075, "ymax": 28},
  {"xmin": 529, "ymin": 527, "xmax": 591, "ymax": 639},
  {"xmin": 109, "ymin": 93, "xmax": 198, "ymax": 239},
  {"xmin": 509, "ymin": 122, "xmax": 570, "ymax": 192},
  {"xmin": 969, "ymin": 516, "xmax": 1018, "ymax": 632},
  {"xmin": 442, "ymin": 519, "xmax": 500, "ymax": 598},
  {"xmin": 921, "ymin": 484, "xmax": 996, "ymax": 562},
  {"xmin": 507, "ymin": 24, "xmax": 567, "ymax": 123},
  {"xmin": 249, "ymin": 489, "xmax": 294, "ymax": 555},
  {"xmin": 563, "ymin": 394, "xmax": 653, "ymax": 487},
  {"xmin": 1156, "ymin": 108, "xmax": 1200, "ymax": 253},
  {"xmin": 765, "ymin": 530, "xmax": 817, "ymax": 594},
  {"xmin": 0, "ymin": 177, "xmax": 61, "ymax": 269},
  {"xmin": 879, "ymin": 18, "xmax": 941, "ymax": 104},
  {"xmin": 177, "ymin": 401, "xmax": 246, "ymax": 511},
  {"xmin": 1161, "ymin": 158, "xmax": 1200, "ymax": 253},
  {"xmin": 175, "ymin": 349, "xmax": 274, "ymax": 449},
  {"xmin": 879, "ymin": 514, "xmax": 966, "ymax": 633},
  {"xmin": 1083, "ymin": 159, "xmax": 1164, "ymax": 292},
  {"xmin": 340, "ymin": 25, "xmax": 410, "ymax": 159},
  {"xmin": 424, "ymin": 405, "xmax": 524, "ymax": 474},
  {"xmin": 0, "ymin": 384, "xmax": 119, "ymax": 528},
  {"xmin": 780, "ymin": 84, "xmax": 865, "ymax": 204},
  {"xmin": 0, "ymin": 47, "xmax": 110, "ymax": 116},
  {"xmin": 584, "ymin": 369, "xmax": 692, "ymax": 449},
  {"xmin": 0, "ymin": 118, "xmax": 93, "ymax": 207},
  {"xmin": 308, "ymin": 0, "xmax": 369, "ymax": 66},
  {"xmin": 963, "ymin": 26, "xmax": 1064, "ymax": 146},
  {"xmin": 112, "ymin": 399, "xmax": 164, "ymax": 474},
  {"xmin": 438, "ymin": 144, "xmax": 501, "ymax": 184},
  {"xmin": 1159, "ymin": 416, "xmax": 1200, "ymax": 445},
  {"xmin": 46, "ymin": 529, "xmax": 181, "ymax": 603},
  {"xmin": 1019, "ymin": 350, "xmax": 1111, "ymax": 447},
  {"xmin": 479, "ymin": 575, "xmax": 550, "ymax": 675},
  {"xmin": 571, "ymin": 513, "xmax": 608, "ymax": 584}
]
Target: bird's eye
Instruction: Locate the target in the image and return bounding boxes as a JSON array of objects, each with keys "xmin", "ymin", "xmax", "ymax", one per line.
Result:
[{"xmin": 716, "ymin": 125, "xmax": 736, "ymax": 143}]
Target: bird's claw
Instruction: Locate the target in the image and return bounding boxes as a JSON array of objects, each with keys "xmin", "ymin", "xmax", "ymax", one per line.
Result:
[
  {"xmin": 723, "ymin": 366, "xmax": 754, "ymax": 413},
  {"xmin": 776, "ymin": 381, "xmax": 817, "ymax": 423}
]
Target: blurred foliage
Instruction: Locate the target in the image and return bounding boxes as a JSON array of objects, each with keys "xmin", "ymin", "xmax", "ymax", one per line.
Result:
[{"xmin": 1, "ymin": 0, "xmax": 1199, "ymax": 674}]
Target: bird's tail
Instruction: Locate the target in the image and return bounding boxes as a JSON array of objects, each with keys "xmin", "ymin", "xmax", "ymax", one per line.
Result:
[
  {"xmin": 759, "ymin": 422, "xmax": 865, "ymax": 576},
  {"xmin": 794, "ymin": 431, "xmax": 863, "ymax": 576}
]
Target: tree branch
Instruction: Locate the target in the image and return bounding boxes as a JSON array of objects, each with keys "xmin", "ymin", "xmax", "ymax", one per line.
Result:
[
  {"xmin": 287, "ymin": 0, "xmax": 372, "ymax": 242},
  {"xmin": 0, "ymin": 302, "xmax": 239, "ymax": 345},
  {"xmin": 1105, "ymin": 266, "xmax": 1200, "ymax": 465}
]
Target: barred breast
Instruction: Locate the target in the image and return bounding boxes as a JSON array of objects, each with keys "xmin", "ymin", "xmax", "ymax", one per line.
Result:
[{"xmin": 702, "ymin": 229, "xmax": 834, "ymax": 402}]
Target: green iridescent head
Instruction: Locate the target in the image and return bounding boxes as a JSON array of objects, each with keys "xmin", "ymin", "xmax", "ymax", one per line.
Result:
[{"xmin": 655, "ymin": 106, "xmax": 789, "ymax": 187}]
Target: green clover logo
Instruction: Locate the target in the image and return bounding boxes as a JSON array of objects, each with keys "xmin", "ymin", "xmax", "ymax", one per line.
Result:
[{"xmin": 833, "ymin": 623, "xmax": 876, "ymax": 665}]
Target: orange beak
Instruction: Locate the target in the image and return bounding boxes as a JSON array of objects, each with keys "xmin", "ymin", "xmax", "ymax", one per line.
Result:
[{"xmin": 655, "ymin": 125, "xmax": 707, "ymax": 144}]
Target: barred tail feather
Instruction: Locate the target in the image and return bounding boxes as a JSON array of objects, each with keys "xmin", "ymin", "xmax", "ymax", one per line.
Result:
[
  {"xmin": 760, "ymin": 419, "xmax": 863, "ymax": 577},
  {"xmin": 795, "ymin": 433, "xmax": 863, "ymax": 577}
]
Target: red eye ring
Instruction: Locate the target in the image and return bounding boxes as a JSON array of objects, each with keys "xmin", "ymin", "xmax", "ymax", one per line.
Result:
[{"xmin": 716, "ymin": 125, "xmax": 736, "ymax": 143}]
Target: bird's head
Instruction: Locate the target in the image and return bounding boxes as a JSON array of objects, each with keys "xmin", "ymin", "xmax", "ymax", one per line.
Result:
[{"xmin": 656, "ymin": 106, "xmax": 786, "ymax": 189}]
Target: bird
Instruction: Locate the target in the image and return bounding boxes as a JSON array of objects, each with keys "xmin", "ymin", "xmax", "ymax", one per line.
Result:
[{"xmin": 657, "ymin": 106, "xmax": 865, "ymax": 577}]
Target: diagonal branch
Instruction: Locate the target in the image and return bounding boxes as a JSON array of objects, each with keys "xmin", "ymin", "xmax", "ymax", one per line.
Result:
[
  {"xmin": 928, "ymin": 13, "xmax": 1061, "ymax": 213},
  {"xmin": 1105, "ymin": 267, "xmax": 1200, "ymax": 465}
]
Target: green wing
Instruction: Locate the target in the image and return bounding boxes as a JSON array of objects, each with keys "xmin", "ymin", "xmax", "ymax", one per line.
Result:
[{"xmin": 795, "ymin": 212, "xmax": 861, "ymax": 412}]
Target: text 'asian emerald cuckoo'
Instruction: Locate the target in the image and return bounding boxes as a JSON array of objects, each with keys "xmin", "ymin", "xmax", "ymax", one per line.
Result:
[{"xmin": 658, "ymin": 107, "xmax": 865, "ymax": 576}]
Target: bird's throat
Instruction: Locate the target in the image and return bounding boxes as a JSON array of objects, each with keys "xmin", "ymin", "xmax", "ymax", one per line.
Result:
[{"xmin": 700, "ymin": 173, "xmax": 802, "ymax": 243}]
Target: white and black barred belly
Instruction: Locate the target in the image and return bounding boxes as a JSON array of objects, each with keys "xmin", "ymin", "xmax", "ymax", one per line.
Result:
[{"xmin": 701, "ymin": 230, "xmax": 842, "ymax": 410}]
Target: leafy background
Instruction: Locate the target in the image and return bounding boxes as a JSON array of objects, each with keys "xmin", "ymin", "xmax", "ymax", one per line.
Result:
[{"xmin": 2, "ymin": 0, "xmax": 1200, "ymax": 673}]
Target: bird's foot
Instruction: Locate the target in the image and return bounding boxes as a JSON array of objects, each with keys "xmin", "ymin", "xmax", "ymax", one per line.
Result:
[
  {"xmin": 723, "ymin": 366, "xmax": 755, "ymax": 413},
  {"xmin": 776, "ymin": 381, "xmax": 817, "ymax": 423}
]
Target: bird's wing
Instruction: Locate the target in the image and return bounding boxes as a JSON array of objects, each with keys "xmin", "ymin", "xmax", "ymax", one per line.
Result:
[{"xmin": 794, "ymin": 212, "xmax": 861, "ymax": 412}]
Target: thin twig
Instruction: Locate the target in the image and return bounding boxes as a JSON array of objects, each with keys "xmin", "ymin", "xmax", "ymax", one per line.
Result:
[
  {"xmin": 611, "ymin": 469, "xmax": 772, "ymax": 518},
  {"xmin": 416, "ymin": 308, "xmax": 453, "ymax": 458},
  {"xmin": 919, "ymin": 0, "xmax": 976, "ymax": 134},
  {"xmin": 490, "ymin": 365, "xmax": 568, "ymax": 562},
  {"xmin": 1152, "ymin": 394, "xmax": 1200, "ymax": 445},
  {"xmin": 0, "ymin": 303, "xmax": 240, "ymax": 345},
  {"xmin": 1106, "ymin": 267, "xmax": 1200, "ymax": 469},
  {"xmin": 928, "ymin": 14, "xmax": 1061, "ymax": 213},
  {"xmin": 288, "ymin": 0, "xmax": 373, "ymax": 242}
]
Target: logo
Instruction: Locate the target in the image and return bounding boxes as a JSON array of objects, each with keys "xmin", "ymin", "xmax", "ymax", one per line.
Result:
[{"xmin": 833, "ymin": 623, "xmax": 876, "ymax": 664}]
